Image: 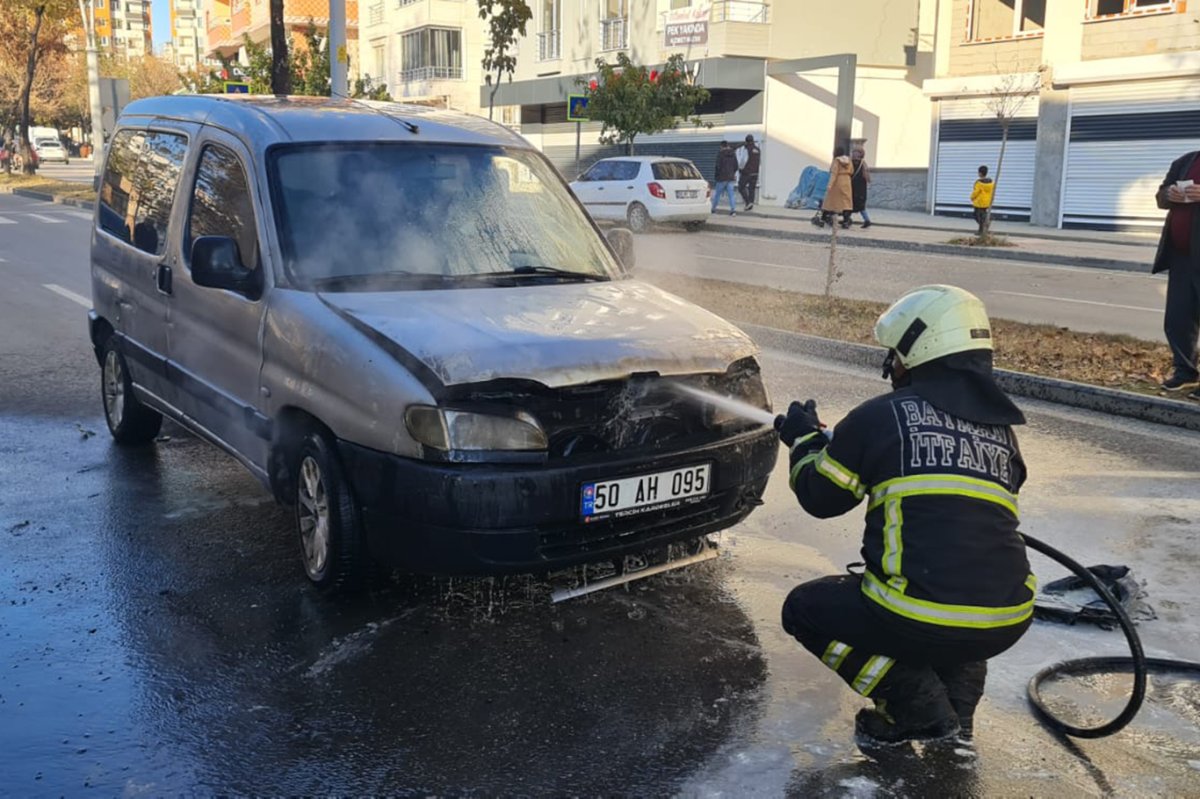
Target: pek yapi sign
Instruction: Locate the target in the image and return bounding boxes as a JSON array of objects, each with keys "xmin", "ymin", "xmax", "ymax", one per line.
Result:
[{"xmin": 664, "ymin": 3, "xmax": 710, "ymax": 47}]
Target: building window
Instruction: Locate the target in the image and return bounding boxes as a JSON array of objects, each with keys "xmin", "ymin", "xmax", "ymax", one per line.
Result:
[
  {"xmin": 601, "ymin": 0, "xmax": 628, "ymax": 51},
  {"xmin": 372, "ymin": 41, "xmax": 385, "ymax": 79},
  {"xmin": 969, "ymin": 0, "xmax": 1045, "ymax": 41},
  {"xmin": 400, "ymin": 27, "xmax": 463, "ymax": 81},
  {"xmin": 538, "ymin": 0, "xmax": 561, "ymax": 60},
  {"xmin": 1090, "ymin": 0, "xmax": 1174, "ymax": 17}
]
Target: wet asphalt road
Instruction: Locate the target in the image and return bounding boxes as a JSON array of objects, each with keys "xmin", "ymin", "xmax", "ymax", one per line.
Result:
[{"xmin": 2, "ymin": 194, "xmax": 1200, "ymax": 796}]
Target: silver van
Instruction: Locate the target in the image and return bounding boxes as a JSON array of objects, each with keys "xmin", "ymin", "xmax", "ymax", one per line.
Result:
[{"xmin": 89, "ymin": 96, "xmax": 776, "ymax": 591}]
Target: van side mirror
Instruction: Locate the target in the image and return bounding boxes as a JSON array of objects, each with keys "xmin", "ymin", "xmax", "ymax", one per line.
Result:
[
  {"xmin": 191, "ymin": 235, "xmax": 261, "ymax": 298},
  {"xmin": 605, "ymin": 227, "xmax": 636, "ymax": 272}
]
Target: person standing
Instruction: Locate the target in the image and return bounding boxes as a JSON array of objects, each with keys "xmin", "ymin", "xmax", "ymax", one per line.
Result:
[
  {"xmin": 776, "ymin": 285, "xmax": 1034, "ymax": 747},
  {"xmin": 970, "ymin": 165, "xmax": 995, "ymax": 236},
  {"xmin": 712, "ymin": 141, "xmax": 738, "ymax": 216},
  {"xmin": 850, "ymin": 147, "xmax": 871, "ymax": 228},
  {"xmin": 737, "ymin": 134, "xmax": 762, "ymax": 211},
  {"xmin": 814, "ymin": 146, "xmax": 853, "ymax": 228},
  {"xmin": 1154, "ymin": 150, "xmax": 1200, "ymax": 397}
]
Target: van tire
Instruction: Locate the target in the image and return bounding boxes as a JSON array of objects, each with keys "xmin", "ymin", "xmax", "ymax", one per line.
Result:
[
  {"xmin": 100, "ymin": 336, "xmax": 163, "ymax": 445},
  {"xmin": 627, "ymin": 202, "xmax": 651, "ymax": 233},
  {"xmin": 294, "ymin": 430, "xmax": 368, "ymax": 593}
]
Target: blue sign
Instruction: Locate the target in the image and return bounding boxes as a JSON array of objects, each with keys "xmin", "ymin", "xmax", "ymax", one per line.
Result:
[
  {"xmin": 223, "ymin": 81, "xmax": 250, "ymax": 94},
  {"xmin": 567, "ymin": 94, "xmax": 590, "ymax": 122}
]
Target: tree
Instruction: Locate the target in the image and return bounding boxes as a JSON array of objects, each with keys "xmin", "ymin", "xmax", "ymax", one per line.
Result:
[
  {"xmin": 581, "ymin": 53, "xmax": 710, "ymax": 155},
  {"xmin": 290, "ymin": 23, "xmax": 331, "ymax": 96},
  {"xmin": 478, "ymin": 0, "xmax": 531, "ymax": 121},
  {"xmin": 269, "ymin": 0, "xmax": 291, "ymax": 94},
  {"xmin": 980, "ymin": 65, "xmax": 1045, "ymax": 237},
  {"xmin": 6, "ymin": 0, "xmax": 74, "ymax": 173}
]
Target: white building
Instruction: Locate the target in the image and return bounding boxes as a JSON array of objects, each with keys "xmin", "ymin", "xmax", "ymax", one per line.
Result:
[{"xmin": 169, "ymin": 0, "xmax": 208, "ymax": 71}]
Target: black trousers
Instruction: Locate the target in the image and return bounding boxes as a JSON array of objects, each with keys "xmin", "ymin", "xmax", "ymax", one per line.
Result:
[
  {"xmin": 1164, "ymin": 249, "xmax": 1200, "ymax": 379},
  {"xmin": 781, "ymin": 575, "xmax": 1028, "ymax": 700},
  {"xmin": 973, "ymin": 207, "xmax": 988, "ymax": 232},
  {"xmin": 738, "ymin": 171, "xmax": 758, "ymax": 206}
]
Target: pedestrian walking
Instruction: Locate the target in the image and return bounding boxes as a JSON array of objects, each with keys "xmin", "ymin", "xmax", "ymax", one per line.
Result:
[
  {"xmin": 850, "ymin": 146, "xmax": 871, "ymax": 228},
  {"xmin": 737, "ymin": 134, "xmax": 761, "ymax": 211},
  {"xmin": 712, "ymin": 141, "xmax": 738, "ymax": 216},
  {"xmin": 1154, "ymin": 149, "xmax": 1200, "ymax": 398},
  {"xmin": 777, "ymin": 285, "xmax": 1033, "ymax": 748},
  {"xmin": 970, "ymin": 165, "xmax": 995, "ymax": 236},
  {"xmin": 813, "ymin": 146, "xmax": 853, "ymax": 228}
]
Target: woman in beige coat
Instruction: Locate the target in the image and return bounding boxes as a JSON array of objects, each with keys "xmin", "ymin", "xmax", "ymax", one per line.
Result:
[{"xmin": 814, "ymin": 146, "xmax": 854, "ymax": 229}]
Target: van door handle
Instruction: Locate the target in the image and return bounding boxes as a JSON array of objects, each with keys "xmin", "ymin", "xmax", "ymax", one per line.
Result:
[{"xmin": 155, "ymin": 263, "xmax": 173, "ymax": 295}]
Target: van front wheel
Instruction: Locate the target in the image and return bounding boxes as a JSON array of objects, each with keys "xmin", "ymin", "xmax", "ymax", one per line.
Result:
[{"xmin": 295, "ymin": 431, "xmax": 368, "ymax": 593}]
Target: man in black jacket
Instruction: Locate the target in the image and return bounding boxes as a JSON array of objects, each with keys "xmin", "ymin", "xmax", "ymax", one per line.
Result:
[
  {"xmin": 737, "ymin": 135, "xmax": 761, "ymax": 211},
  {"xmin": 711, "ymin": 141, "xmax": 738, "ymax": 216},
  {"xmin": 1154, "ymin": 151, "xmax": 1200, "ymax": 398},
  {"xmin": 776, "ymin": 285, "xmax": 1034, "ymax": 748}
]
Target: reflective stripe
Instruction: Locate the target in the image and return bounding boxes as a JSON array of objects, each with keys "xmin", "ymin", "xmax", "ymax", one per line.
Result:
[
  {"xmin": 881, "ymin": 498, "xmax": 907, "ymax": 593},
  {"xmin": 869, "ymin": 474, "xmax": 1018, "ymax": 516},
  {"xmin": 821, "ymin": 640, "xmax": 852, "ymax": 671},
  {"xmin": 789, "ymin": 451, "xmax": 823, "ymax": 490},
  {"xmin": 851, "ymin": 655, "xmax": 895, "ymax": 696},
  {"xmin": 789, "ymin": 431, "xmax": 822, "ymax": 454},
  {"xmin": 815, "ymin": 452, "xmax": 866, "ymax": 499},
  {"xmin": 861, "ymin": 571, "xmax": 1035, "ymax": 629}
]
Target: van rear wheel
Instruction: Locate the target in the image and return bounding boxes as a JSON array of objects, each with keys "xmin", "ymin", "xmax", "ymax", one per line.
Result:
[
  {"xmin": 100, "ymin": 337, "xmax": 162, "ymax": 445},
  {"xmin": 295, "ymin": 430, "xmax": 368, "ymax": 593}
]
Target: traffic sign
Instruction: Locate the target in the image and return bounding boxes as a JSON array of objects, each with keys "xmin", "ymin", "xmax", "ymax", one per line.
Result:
[
  {"xmin": 223, "ymin": 81, "xmax": 250, "ymax": 94},
  {"xmin": 567, "ymin": 94, "xmax": 590, "ymax": 122}
]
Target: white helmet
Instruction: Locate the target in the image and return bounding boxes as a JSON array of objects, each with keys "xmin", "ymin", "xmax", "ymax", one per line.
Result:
[{"xmin": 874, "ymin": 285, "xmax": 992, "ymax": 370}]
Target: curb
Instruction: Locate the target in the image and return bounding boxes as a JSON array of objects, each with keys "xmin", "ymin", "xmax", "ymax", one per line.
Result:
[
  {"xmin": 739, "ymin": 322, "xmax": 1200, "ymax": 434},
  {"xmin": 703, "ymin": 221, "xmax": 1149, "ymax": 275},
  {"xmin": 3, "ymin": 187, "xmax": 95, "ymax": 210}
]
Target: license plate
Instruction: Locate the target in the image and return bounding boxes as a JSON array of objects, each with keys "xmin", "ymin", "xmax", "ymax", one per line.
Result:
[
  {"xmin": 581, "ymin": 464, "xmax": 711, "ymax": 520},
  {"xmin": 676, "ymin": 190, "xmax": 699, "ymax": 199}
]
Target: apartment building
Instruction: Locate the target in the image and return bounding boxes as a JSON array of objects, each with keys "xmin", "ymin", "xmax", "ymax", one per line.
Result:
[
  {"xmin": 206, "ymin": 0, "xmax": 360, "ymax": 79},
  {"xmin": 924, "ymin": 0, "xmax": 1200, "ymax": 228},
  {"xmin": 91, "ymin": 0, "xmax": 154, "ymax": 59},
  {"xmin": 358, "ymin": 0, "xmax": 488, "ymax": 113},
  {"xmin": 484, "ymin": 1, "xmax": 939, "ymax": 210},
  {"xmin": 170, "ymin": 0, "xmax": 208, "ymax": 70}
]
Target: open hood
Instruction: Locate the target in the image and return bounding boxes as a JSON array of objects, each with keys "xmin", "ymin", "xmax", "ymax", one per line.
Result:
[{"xmin": 319, "ymin": 280, "xmax": 758, "ymax": 389}]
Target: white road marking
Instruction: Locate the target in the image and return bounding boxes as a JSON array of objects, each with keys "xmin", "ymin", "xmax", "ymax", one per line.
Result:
[
  {"xmin": 0, "ymin": 216, "xmax": 16, "ymax": 224},
  {"xmin": 61, "ymin": 210, "xmax": 93, "ymax": 220},
  {"xmin": 992, "ymin": 290, "xmax": 1159, "ymax": 313},
  {"xmin": 696, "ymin": 254, "xmax": 819, "ymax": 272},
  {"xmin": 27, "ymin": 213, "xmax": 65, "ymax": 224},
  {"xmin": 43, "ymin": 283, "xmax": 92, "ymax": 308}
]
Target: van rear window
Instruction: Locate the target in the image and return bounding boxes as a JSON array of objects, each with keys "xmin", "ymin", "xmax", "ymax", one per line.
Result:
[{"xmin": 98, "ymin": 129, "xmax": 187, "ymax": 256}]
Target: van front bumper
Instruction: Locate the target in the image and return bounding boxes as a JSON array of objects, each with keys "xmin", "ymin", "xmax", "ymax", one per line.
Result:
[{"xmin": 338, "ymin": 427, "xmax": 777, "ymax": 575}]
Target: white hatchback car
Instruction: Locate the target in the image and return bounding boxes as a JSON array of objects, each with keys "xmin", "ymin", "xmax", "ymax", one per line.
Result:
[
  {"xmin": 34, "ymin": 137, "xmax": 69, "ymax": 164},
  {"xmin": 570, "ymin": 156, "xmax": 710, "ymax": 233}
]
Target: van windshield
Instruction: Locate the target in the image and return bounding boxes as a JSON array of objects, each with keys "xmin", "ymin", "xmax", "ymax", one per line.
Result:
[{"xmin": 269, "ymin": 143, "xmax": 620, "ymax": 290}]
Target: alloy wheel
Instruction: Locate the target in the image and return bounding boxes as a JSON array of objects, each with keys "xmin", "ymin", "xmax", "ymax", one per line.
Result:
[
  {"xmin": 103, "ymin": 349, "xmax": 125, "ymax": 429},
  {"xmin": 297, "ymin": 455, "xmax": 331, "ymax": 578}
]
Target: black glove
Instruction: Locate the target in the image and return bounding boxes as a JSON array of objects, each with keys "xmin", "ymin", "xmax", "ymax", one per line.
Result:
[{"xmin": 775, "ymin": 400, "xmax": 822, "ymax": 447}]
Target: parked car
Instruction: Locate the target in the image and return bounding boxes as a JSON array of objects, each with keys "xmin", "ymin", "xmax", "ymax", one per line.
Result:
[
  {"xmin": 34, "ymin": 137, "xmax": 68, "ymax": 164},
  {"xmin": 89, "ymin": 96, "xmax": 776, "ymax": 592},
  {"xmin": 570, "ymin": 156, "xmax": 711, "ymax": 233}
]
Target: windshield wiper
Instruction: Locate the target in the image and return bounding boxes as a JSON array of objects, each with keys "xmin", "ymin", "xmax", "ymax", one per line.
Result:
[
  {"xmin": 478, "ymin": 266, "xmax": 609, "ymax": 282},
  {"xmin": 309, "ymin": 272, "xmax": 458, "ymax": 291}
]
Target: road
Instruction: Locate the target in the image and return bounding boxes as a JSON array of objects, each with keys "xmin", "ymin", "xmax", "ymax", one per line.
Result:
[
  {"xmin": 2, "ymin": 193, "xmax": 1199, "ymax": 795},
  {"xmin": 35, "ymin": 158, "xmax": 97, "ymax": 184},
  {"xmin": 634, "ymin": 229, "xmax": 1167, "ymax": 341}
]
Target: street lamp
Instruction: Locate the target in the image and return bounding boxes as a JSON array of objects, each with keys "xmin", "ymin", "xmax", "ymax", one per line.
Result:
[{"xmin": 76, "ymin": 0, "xmax": 105, "ymax": 176}]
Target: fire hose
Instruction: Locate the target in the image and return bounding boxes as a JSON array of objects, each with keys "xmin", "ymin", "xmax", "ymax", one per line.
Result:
[{"xmin": 1021, "ymin": 532, "xmax": 1200, "ymax": 738}]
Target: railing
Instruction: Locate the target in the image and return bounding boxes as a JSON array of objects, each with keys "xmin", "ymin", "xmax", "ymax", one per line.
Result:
[
  {"xmin": 397, "ymin": 0, "xmax": 420, "ymax": 6},
  {"xmin": 711, "ymin": 1, "xmax": 769, "ymax": 23},
  {"xmin": 367, "ymin": 2, "xmax": 382, "ymax": 24},
  {"xmin": 537, "ymin": 29, "xmax": 560, "ymax": 61},
  {"xmin": 600, "ymin": 17, "xmax": 627, "ymax": 51},
  {"xmin": 399, "ymin": 65, "xmax": 464, "ymax": 82}
]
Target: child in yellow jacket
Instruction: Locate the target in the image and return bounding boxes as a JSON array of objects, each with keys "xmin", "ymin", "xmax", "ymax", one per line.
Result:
[{"xmin": 971, "ymin": 164, "xmax": 995, "ymax": 234}]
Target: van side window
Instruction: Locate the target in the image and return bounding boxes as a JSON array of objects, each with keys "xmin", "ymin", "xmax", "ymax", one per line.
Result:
[
  {"xmin": 187, "ymin": 145, "xmax": 258, "ymax": 270},
  {"xmin": 97, "ymin": 128, "xmax": 187, "ymax": 256}
]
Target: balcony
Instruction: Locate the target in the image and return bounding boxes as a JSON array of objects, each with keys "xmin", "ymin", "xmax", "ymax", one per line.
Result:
[
  {"xmin": 367, "ymin": 2, "xmax": 382, "ymax": 25},
  {"xmin": 399, "ymin": 65, "xmax": 463, "ymax": 82},
  {"xmin": 537, "ymin": 29, "xmax": 560, "ymax": 61},
  {"xmin": 711, "ymin": 0, "xmax": 769, "ymax": 23},
  {"xmin": 600, "ymin": 17, "xmax": 626, "ymax": 51}
]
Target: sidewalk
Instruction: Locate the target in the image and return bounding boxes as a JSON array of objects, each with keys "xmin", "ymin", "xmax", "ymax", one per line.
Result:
[{"xmin": 701, "ymin": 206, "xmax": 1160, "ymax": 273}]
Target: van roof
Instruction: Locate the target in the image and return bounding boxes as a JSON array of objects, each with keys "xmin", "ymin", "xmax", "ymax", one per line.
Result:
[{"xmin": 117, "ymin": 94, "xmax": 528, "ymax": 150}]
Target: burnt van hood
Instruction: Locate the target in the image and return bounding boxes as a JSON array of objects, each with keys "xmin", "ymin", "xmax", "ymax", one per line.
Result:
[{"xmin": 319, "ymin": 280, "xmax": 758, "ymax": 389}]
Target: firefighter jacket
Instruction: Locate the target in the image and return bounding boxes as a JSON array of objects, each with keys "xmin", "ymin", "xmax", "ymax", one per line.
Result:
[{"xmin": 789, "ymin": 387, "xmax": 1035, "ymax": 632}]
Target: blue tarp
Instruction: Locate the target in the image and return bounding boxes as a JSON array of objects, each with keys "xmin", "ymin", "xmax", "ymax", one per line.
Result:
[{"xmin": 785, "ymin": 166, "xmax": 829, "ymax": 210}]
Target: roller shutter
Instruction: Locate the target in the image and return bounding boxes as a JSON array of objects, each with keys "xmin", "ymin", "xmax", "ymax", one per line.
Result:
[
  {"xmin": 1062, "ymin": 79, "xmax": 1200, "ymax": 229},
  {"xmin": 934, "ymin": 97, "xmax": 1038, "ymax": 218}
]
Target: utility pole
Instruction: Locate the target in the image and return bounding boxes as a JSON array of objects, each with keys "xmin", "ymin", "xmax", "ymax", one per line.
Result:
[
  {"xmin": 329, "ymin": 0, "xmax": 347, "ymax": 96},
  {"xmin": 77, "ymin": 0, "xmax": 105, "ymax": 176}
]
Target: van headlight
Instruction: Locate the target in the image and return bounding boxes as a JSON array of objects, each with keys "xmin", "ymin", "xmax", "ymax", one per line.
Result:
[
  {"xmin": 708, "ymin": 371, "xmax": 771, "ymax": 428},
  {"xmin": 405, "ymin": 406, "xmax": 548, "ymax": 452}
]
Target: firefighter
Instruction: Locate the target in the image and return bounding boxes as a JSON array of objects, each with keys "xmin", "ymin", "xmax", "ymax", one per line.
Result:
[{"xmin": 776, "ymin": 285, "xmax": 1034, "ymax": 747}]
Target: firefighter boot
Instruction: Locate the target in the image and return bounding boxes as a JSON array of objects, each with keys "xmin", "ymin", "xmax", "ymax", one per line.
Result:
[
  {"xmin": 854, "ymin": 665, "xmax": 960, "ymax": 747},
  {"xmin": 934, "ymin": 660, "xmax": 987, "ymax": 741}
]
